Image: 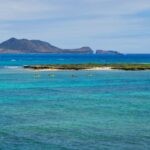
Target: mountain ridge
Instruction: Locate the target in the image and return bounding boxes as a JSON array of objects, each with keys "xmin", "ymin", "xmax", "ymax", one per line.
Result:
[{"xmin": 0, "ymin": 38, "xmax": 121, "ymax": 54}]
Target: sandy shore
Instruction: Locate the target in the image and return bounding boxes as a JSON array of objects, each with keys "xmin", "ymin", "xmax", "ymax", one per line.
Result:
[{"xmin": 84, "ymin": 67, "xmax": 112, "ymax": 71}]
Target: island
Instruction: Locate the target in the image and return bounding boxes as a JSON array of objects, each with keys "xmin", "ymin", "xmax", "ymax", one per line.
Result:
[
  {"xmin": 96, "ymin": 50, "xmax": 122, "ymax": 55},
  {"xmin": 0, "ymin": 38, "xmax": 121, "ymax": 54},
  {"xmin": 24, "ymin": 63, "xmax": 150, "ymax": 71}
]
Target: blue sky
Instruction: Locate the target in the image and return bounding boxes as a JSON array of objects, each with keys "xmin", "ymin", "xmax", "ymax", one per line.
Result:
[{"xmin": 0, "ymin": 0, "xmax": 150, "ymax": 53}]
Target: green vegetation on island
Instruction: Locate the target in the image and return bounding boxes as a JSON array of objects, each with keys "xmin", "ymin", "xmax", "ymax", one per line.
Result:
[{"xmin": 24, "ymin": 63, "xmax": 150, "ymax": 71}]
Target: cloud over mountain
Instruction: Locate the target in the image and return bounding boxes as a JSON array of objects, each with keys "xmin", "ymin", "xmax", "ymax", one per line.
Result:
[{"xmin": 0, "ymin": 0, "xmax": 150, "ymax": 53}]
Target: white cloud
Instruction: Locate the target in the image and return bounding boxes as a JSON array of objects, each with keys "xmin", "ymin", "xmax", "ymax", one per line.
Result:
[
  {"xmin": 0, "ymin": 0, "xmax": 150, "ymax": 20},
  {"xmin": 0, "ymin": 0, "xmax": 150, "ymax": 53}
]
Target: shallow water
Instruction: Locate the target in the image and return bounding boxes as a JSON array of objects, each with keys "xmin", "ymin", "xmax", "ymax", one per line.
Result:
[{"xmin": 0, "ymin": 68, "xmax": 150, "ymax": 150}]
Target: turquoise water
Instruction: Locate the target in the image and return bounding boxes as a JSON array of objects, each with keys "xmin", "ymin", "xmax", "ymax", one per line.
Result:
[{"xmin": 0, "ymin": 67, "xmax": 150, "ymax": 150}]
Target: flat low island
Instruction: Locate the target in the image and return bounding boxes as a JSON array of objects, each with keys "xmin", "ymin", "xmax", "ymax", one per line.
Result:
[{"xmin": 24, "ymin": 63, "xmax": 150, "ymax": 71}]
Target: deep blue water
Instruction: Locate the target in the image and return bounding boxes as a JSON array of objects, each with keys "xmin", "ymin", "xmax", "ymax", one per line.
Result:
[
  {"xmin": 0, "ymin": 54, "xmax": 150, "ymax": 66},
  {"xmin": 0, "ymin": 54, "xmax": 150, "ymax": 150}
]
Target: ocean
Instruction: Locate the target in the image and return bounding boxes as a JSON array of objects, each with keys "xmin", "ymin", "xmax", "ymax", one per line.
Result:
[
  {"xmin": 0, "ymin": 54, "xmax": 150, "ymax": 150},
  {"xmin": 0, "ymin": 54, "xmax": 150, "ymax": 66}
]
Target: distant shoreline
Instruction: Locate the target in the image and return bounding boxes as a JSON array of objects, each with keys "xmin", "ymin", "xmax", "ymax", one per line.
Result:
[{"xmin": 24, "ymin": 64, "xmax": 150, "ymax": 71}]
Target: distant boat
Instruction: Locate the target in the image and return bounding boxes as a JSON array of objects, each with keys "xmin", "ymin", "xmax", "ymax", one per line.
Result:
[{"xmin": 48, "ymin": 74, "xmax": 55, "ymax": 77}]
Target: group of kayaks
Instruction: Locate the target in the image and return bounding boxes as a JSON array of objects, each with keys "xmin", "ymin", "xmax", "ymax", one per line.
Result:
[{"xmin": 34, "ymin": 73, "xmax": 94, "ymax": 78}]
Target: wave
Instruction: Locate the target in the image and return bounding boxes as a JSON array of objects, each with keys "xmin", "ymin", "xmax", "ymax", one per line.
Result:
[
  {"xmin": 11, "ymin": 59, "xmax": 16, "ymax": 62},
  {"xmin": 2, "ymin": 66, "xmax": 22, "ymax": 69}
]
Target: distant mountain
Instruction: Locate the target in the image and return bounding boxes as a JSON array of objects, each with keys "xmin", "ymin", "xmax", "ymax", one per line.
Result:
[
  {"xmin": 96, "ymin": 50, "xmax": 122, "ymax": 55},
  {"xmin": 0, "ymin": 38, "xmax": 93, "ymax": 54},
  {"xmin": 0, "ymin": 38, "xmax": 122, "ymax": 54}
]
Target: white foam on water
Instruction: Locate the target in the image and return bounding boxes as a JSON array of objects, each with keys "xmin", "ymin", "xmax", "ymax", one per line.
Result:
[
  {"xmin": 3, "ymin": 66, "xmax": 21, "ymax": 69},
  {"xmin": 11, "ymin": 59, "xmax": 16, "ymax": 62}
]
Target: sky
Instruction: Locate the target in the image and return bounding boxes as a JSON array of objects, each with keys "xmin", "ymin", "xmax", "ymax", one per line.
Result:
[{"xmin": 0, "ymin": 0, "xmax": 150, "ymax": 53}]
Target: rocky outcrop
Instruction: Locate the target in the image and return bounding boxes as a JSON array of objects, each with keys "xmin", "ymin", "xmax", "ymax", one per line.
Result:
[{"xmin": 96, "ymin": 50, "xmax": 122, "ymax": 55}]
